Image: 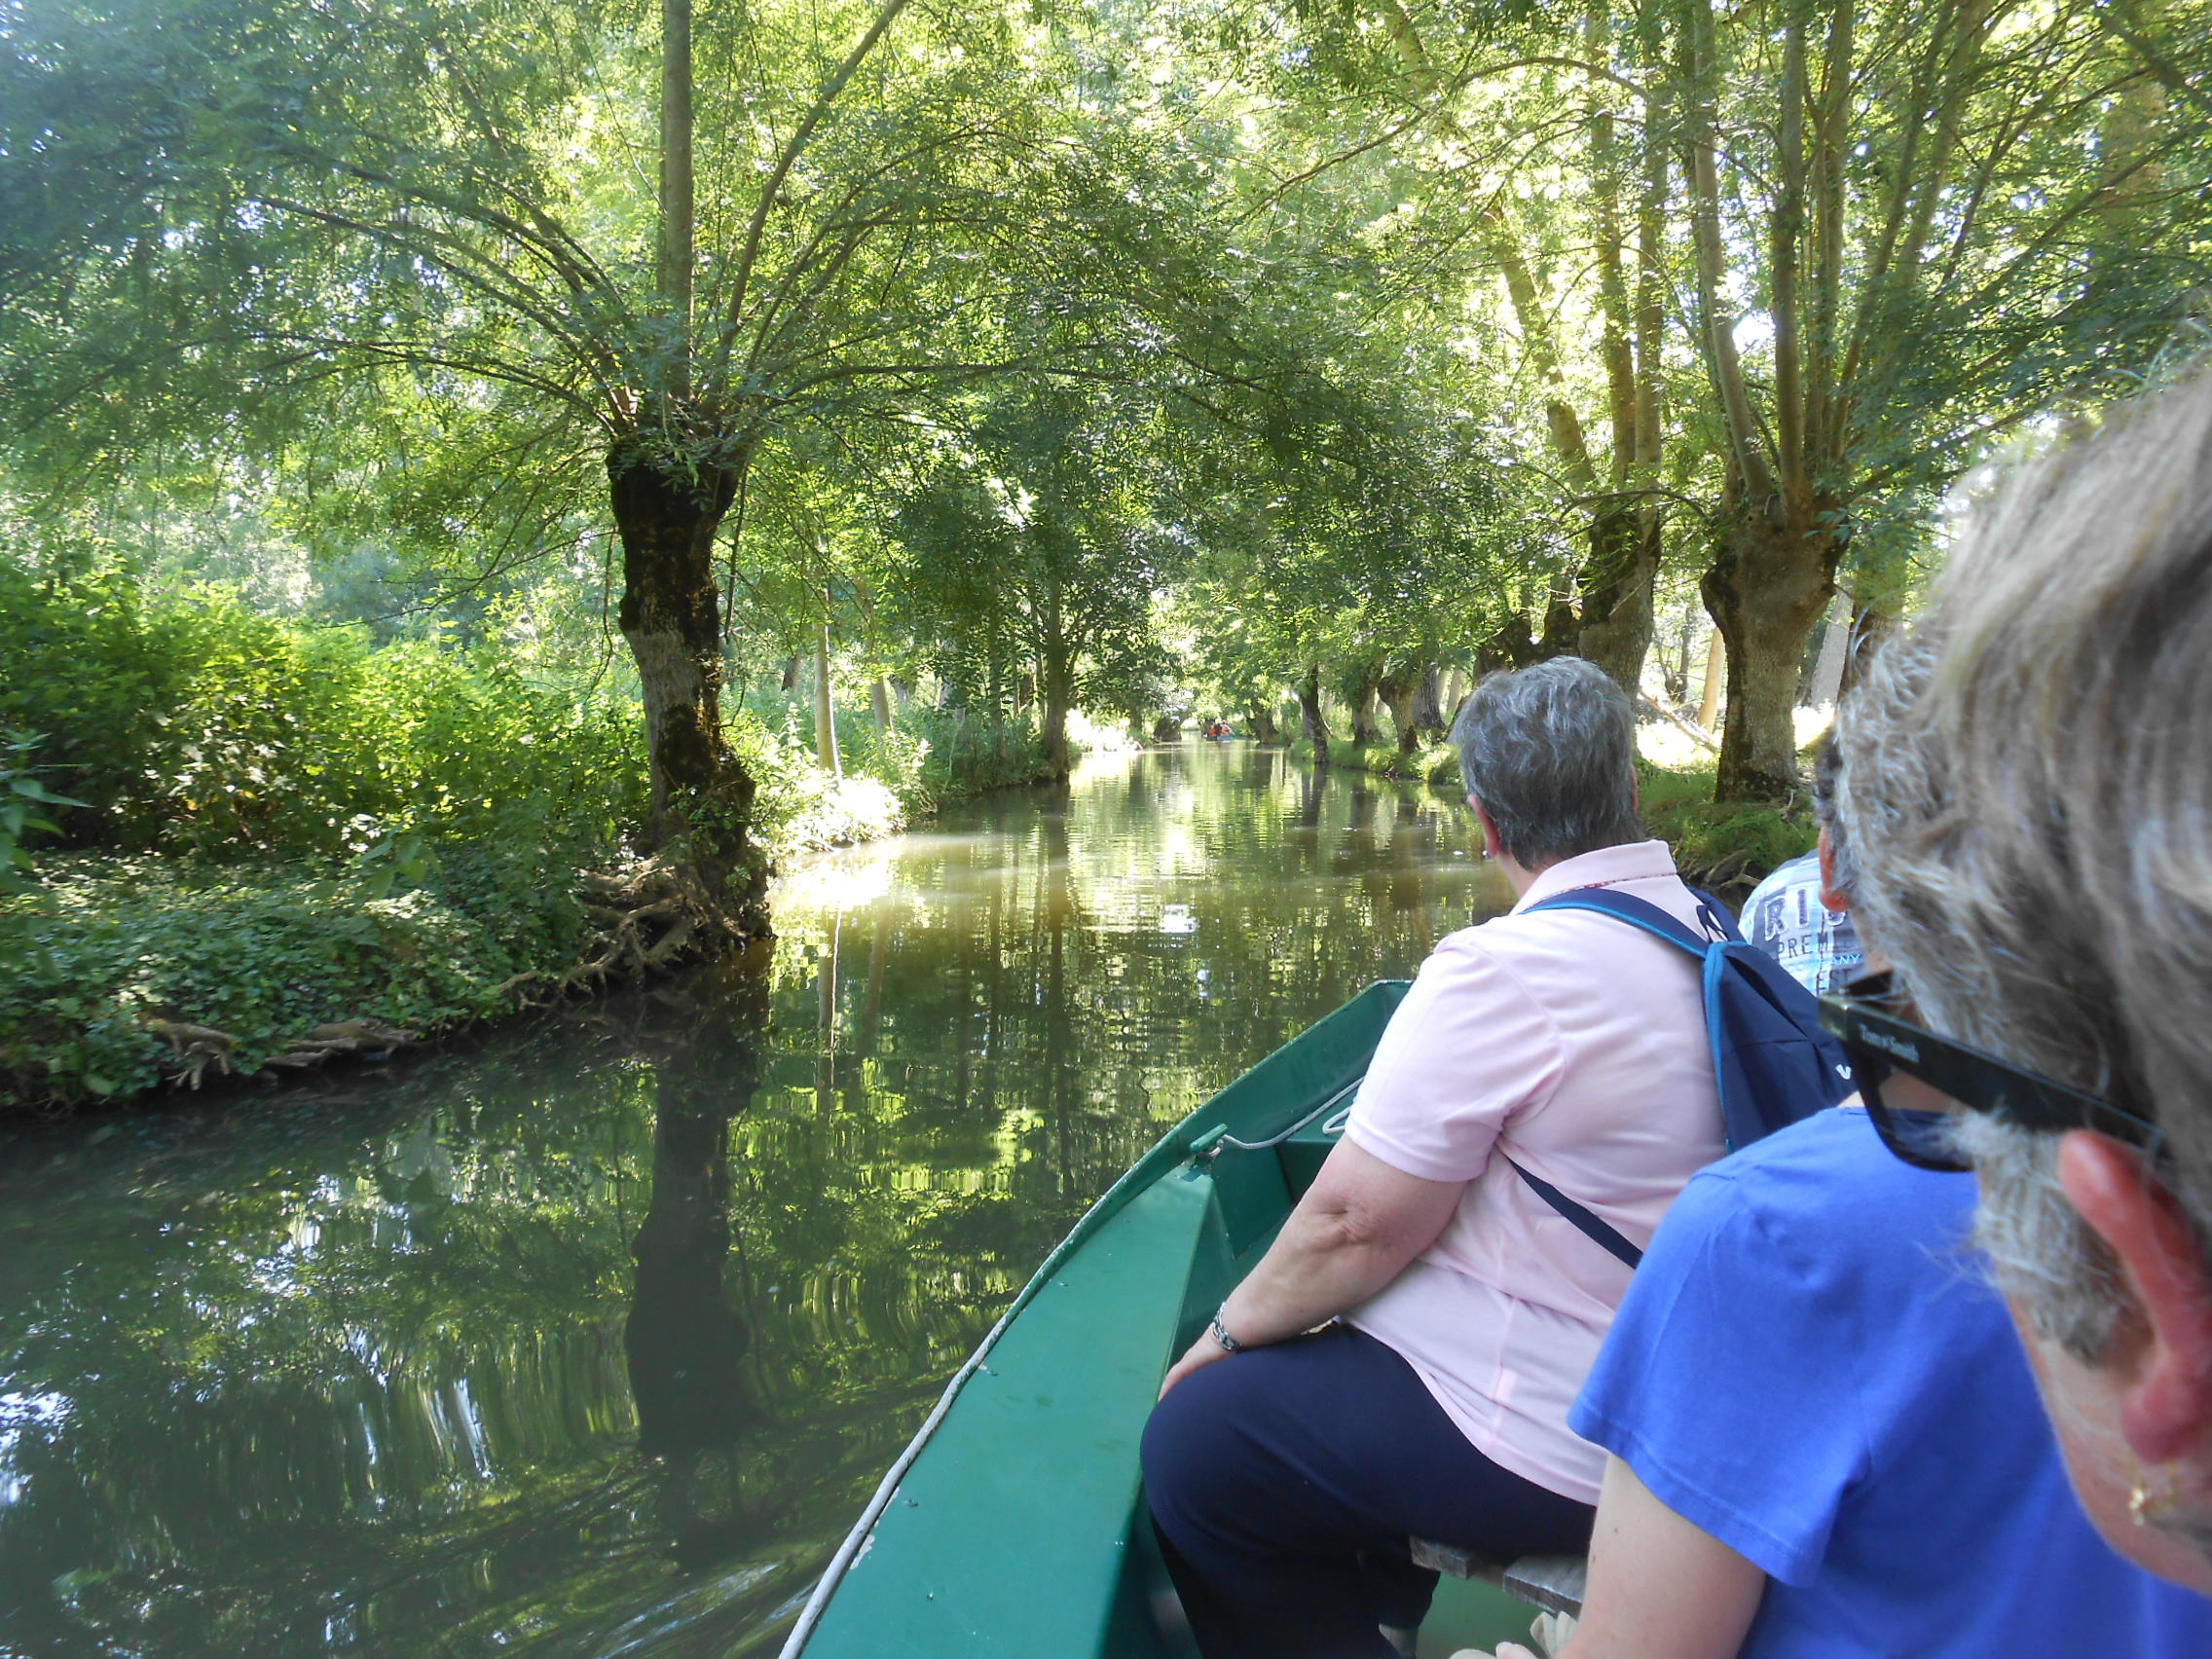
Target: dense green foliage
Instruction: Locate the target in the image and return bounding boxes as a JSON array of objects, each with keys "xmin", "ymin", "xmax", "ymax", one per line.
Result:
[
  {"xmin": 3, "ymin": 850, "xmax": 591, "ymax": 1104},
  {"xmin": 6, "ymin": 0, "xmax": 2207, "ymax": 815},
  {"xmin": 0, "ymin": 0, "xmax": 2208, "ymax": 1101},
  {"xmin": 0, "ymin": 560, "xmax": 642, "ymax": 859},
  {"xmin": 0, "ymin": 560, "xmax": 1081, "ymax": 1108}
]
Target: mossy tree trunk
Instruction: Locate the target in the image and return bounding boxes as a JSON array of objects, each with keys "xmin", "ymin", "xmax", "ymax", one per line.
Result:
[
  {"xmin": 1342, "ymin": 665, "xmax": 1383, "ymax": 746},
  {"xmin": 606, "ymin": 449, "xmax": 760, "ymax": 884},
  {"xmin": 1376, "ymin": 664, "xmax": 1422, "ymax": 756},
  {"xmin": 1297, "ymin": 664, "xmax": 1331, "ymax": 761},
  {"xmin": 608, "ymin": 447, "xmax": 765, "ymax": 933},
  {"xmin": 1700, "ymin": 494, "xmax": 1839, "ymax": 800},
  {"xmin": 1040, "ymin": 647, "xmax": 1076, "ymax": 779},
  {"xmin": 1410, "ymin": 666, "xmax": 1448, "ymax": 738}
]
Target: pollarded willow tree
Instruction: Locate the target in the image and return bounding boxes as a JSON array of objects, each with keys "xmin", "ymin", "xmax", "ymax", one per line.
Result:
[
  {"xmin": 1234, "ymin": 0, "xmax": 2212, "ymax": 797},
  {"xmin": 0, "ymin": 0, "xmax": 1249, "ymax": 930},
  {"xmin": 1673, "ymin": 0, "xmax": 2212, "ymax": 795}
]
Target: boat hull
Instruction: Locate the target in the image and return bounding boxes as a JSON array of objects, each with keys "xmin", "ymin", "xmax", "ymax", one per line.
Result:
[{"xmin": 786, "ymin": 981, "xmax": 1557, "ymax": 1658}]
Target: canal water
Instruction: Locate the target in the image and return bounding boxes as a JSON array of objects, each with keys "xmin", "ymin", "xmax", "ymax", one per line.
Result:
[{"xmin": 0, "ymin": 743, "xmax": 1503, "ymax": 1659}]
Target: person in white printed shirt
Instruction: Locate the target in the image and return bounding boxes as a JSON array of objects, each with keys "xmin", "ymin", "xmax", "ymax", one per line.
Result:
[{"xmin": 1736, "ymin": 738, "xmax": 1862, "ymax": 997}]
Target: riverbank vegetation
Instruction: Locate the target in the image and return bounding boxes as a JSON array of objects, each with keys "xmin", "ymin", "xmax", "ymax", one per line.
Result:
[
  {"xmin": 1290, "ymin": 731, "xmax": 1815, "ymax": 897},
  {"xmin": 3, "ymin": 0, "xmax": 2208, "ymax": 1106}
]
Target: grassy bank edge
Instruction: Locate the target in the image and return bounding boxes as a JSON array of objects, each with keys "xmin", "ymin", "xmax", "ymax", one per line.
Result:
[{"xmin": 0, "ymin": 756, "xmax": 1059, "ymax": 1116}]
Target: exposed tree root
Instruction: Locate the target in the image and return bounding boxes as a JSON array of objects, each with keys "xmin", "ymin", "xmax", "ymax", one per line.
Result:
[
  {"xmin": 142, "ymin": 1016, "xmax": 415, "ymax": 1090},
  {"xmin": 140, "ymin": 1019, "xmax": 242, "ymax": 1089},
  {"xmin": 492, "ymin": 854, "xmax": 721, "ymax": 1006}
]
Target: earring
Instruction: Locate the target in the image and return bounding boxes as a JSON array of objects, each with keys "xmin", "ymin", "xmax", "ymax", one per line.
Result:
[{"xmin": 2129, "ymin": 1461, "xmax": 2180, "ymax": 1527}]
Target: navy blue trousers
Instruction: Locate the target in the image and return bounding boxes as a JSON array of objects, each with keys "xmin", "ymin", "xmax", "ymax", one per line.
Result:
[{"xmin": 1141, "ymin": 1324, "xmax": 1595, "ymax": 1659}]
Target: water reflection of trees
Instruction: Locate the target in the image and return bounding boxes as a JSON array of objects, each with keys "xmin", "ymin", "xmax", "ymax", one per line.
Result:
[
  {"xmin": 760, "ymin": 745, "xmax": 1498, "ymax": 1302},
  {"xmin": 0, "ymin": 747, "xmax": 1496, "ymax": 1659}
]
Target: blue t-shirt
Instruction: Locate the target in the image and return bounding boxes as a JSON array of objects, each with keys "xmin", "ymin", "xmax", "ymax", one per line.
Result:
[
  {"xmin": 1570, "ymin": 1107, "xmax": 2212, "ymax": 1657},
  {"xmin": 1741, "ymin": 851, "xmax": 1863, "ymax": 996}
]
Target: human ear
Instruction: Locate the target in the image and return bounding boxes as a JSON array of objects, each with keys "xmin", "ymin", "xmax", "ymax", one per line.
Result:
[
  {"xmin": 2056, "ymin": 1129, "xmax": 2212, "ymax": 1468},
  {"xmin": 1817, "ymin": 827, "xmax": 1848, "ymax": 913},
  {"xmin": 1467, "ymin": 795, "xmax": 1503, "ymax": 862}
]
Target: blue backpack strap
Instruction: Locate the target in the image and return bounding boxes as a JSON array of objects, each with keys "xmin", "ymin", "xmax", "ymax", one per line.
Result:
[
  {"xmin": 1515, "ymin": 886, "xmax": 1736, "ymax": 1253},
  {"xmin": 1524, "ymin": 887, "xmax": 1731, "ymax": 952},
  {"xmin": 1686, "ymin": 887, "xmax": 1744, "ymax": 943},
  {"xmin": 1506, "ymin": 1159, "xmax": 1642, "ymax": 1270},
  {"xmin": 1530, "ymin": 880, "xmax": 1850, "ymax": 1154}
]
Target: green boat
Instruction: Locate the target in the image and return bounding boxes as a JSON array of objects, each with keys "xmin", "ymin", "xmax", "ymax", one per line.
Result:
[{"xmin": 781, "ymin": 981, "xmax": 1586, "ymax": 1659}]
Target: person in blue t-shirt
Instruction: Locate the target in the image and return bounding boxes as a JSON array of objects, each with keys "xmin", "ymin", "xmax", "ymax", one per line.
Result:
[{"xmin": 1475, "ymin": 1104, "xmax": 2212, "ymax": 1658}]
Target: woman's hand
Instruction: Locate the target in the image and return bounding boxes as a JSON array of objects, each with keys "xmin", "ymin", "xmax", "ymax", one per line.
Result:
[{"xmin": 1157, "ymin": 1331, "xmax": 1235, "ymax": 1400}]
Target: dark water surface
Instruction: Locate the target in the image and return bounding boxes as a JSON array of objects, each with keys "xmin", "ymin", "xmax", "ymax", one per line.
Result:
[{"xmin": 0, "ymin": 744, "xmax": 1503, "ymax": 1659}]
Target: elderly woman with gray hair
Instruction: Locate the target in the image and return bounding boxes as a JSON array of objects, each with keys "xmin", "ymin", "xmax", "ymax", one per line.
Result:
[
  {"xmin": 1142, "ymin": 656, "xmax": 1732, "ymax": 1659},
  {"xmin": 1821, "ymin": 366, "xmax": 2212, "ymax": 1596}
]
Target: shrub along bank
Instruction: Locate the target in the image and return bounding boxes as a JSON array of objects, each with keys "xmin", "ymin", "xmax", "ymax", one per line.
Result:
[
  {"xmin": 1631, "ymin": 759, "xmax": 1818, "ymax": 894},
  {"xmin": 0, "ymin": 566, "xmax": 1057, "ymax": 1112}
]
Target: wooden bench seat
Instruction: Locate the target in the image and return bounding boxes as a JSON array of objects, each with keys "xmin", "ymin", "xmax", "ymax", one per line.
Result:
[{"xmin": 1410, "ymin": 1537, "xmax": 1588, "ymax": 1619}]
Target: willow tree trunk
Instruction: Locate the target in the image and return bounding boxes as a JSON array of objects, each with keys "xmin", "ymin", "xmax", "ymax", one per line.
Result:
[
  {"xmin": 1411, "ymin": 666, "xmax": 1447, "ymax": 737},
  {"xmin": 1246, "ymin": 700, "xmax": 1278, "ymax": 743},
  {"xmin": 609, "ymin": 450, "xmax": 764, "ymax": 932},
  {"xmin": 1697, "ymin": 631, "xmax": 1725, "ymax": 731},
  {"xmin": 1377, "ymin": 667, "xmax": 1422, "ymax": 756},
  {"xmin": 1040, "ymin": 647, "xmax": 1076, "ymax": 779},
  {"xmin": 1701, "ymin": 506, "xmax": 1840, "ymax": 800},
  {"xmin": 1298, "ymin": 665, "xmax": 1331, "ymax": 761},
  {"xmin": 1576, "ymin": 505, "xmax": 1662, "ymax": 692},
  {"xmin": 1345, "ymin": 670, "xmax": 1383, "ymax": 746}
]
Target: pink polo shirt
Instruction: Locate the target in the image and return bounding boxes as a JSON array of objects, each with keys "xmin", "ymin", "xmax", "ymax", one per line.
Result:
[{"xmin": 1344, "ymin": 838, "xmax": 1724, "ymax": 1506}]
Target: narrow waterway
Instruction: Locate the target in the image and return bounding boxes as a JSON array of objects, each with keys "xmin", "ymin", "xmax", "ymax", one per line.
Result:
[{"xmin": 0, "ymin": 744, "xmax": 1503, "ymax": 1659}]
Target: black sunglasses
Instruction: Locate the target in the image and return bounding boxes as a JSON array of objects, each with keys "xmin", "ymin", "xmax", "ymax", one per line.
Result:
[{"xmin": 1816, "ymin": 971, "xmax": 2162, "ymax": 1172}]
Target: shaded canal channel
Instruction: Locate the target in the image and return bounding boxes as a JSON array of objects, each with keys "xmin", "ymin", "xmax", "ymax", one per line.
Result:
[{"xmin": 0, "ymin": 743, "xmax": 1504, "ymax": 1659}]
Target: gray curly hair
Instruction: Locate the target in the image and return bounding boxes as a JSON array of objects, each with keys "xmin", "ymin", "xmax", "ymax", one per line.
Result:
[
  {"xmin": 1451, "ymin": 656, "xmax": 1641, "ymax": 869},
  {"xmin": 1835, "ymin": 367, "xmax": 2212, "ymax": 1363}
]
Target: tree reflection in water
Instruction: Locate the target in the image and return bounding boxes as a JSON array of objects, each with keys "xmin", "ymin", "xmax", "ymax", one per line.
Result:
[
  {"xmin": 0, "ymin": 744, "xmax": 1502, "ymax": 1658},
  {"xmin": 623, "ymin": 963, "xmax": 771, "ymax": 1570}
]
